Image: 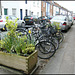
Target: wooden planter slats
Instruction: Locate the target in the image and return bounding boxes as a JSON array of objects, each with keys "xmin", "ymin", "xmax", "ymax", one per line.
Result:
[{"xmin": 0, "ymin": 50, "xmax": 38, "ymax": 74}]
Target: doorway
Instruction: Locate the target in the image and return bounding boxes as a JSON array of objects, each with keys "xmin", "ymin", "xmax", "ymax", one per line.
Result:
[{"xmin": 20, "ymin": 9, "xmax": 22, "ymax": 20}]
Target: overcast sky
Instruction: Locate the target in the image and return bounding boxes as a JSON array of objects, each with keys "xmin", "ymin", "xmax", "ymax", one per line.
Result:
[{"xmin": 55, "ymin": 1, "xmax": 75, "ymax": 13}]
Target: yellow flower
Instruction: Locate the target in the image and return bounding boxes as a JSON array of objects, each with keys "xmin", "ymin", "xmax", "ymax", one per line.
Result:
[
  {"xmin": 7, "ymin": 33, "xmax": 10, "ymax": 36},
  {"xmin": 3, "ymin": 28, "xmax": 5, "ymax": 30},
  {"xmin": 28, "ymin": 30, "xmax": 31, "ymax": 34}
]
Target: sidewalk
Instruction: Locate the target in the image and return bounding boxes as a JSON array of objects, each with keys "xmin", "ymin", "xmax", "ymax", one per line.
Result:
[
  {"xmin": 37, "ymin": 24, "xmax": 75, "ymax": 74},
  {"xmin": 0, "ymin": 24, "xmax": 75, "ymax": 74}
]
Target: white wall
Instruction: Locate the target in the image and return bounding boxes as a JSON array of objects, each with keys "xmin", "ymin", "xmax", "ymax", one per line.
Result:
[
  {"xmin": 1, "ymin": 1, "xmax": 41, "ymax": 19},
  {"xmin": 53, "ymin": 6, "xmax": 56, "ymax": 16},
  {"xmin": 0, "ymin": 1, "xmax": 1, "ymax": 15},
  {"xmin": 1, "ymin": 1, "xmax": 23, "ymax": 19},
  {"xmin": 29, "ymin": 1, "xmax": 41, "ymax": 17}
]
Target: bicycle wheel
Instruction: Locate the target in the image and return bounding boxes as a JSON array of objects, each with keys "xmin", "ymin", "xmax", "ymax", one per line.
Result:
[
  {"xmin": 39, "ymin": 35, "xmax": 59, "ymax": 50},
  {"xmin": 49, "ymin": 37, "xmax": 59, "ymax": 50},
  {"xmin": 56, "ymin": 32, "xmax": 64, "ymax": 44},
  {"xmin": 35, "ymin": 41, "xmax": 56, "ymax": 59}
]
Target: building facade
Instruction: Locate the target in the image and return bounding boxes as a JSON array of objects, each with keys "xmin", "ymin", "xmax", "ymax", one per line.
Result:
[
  {"xmin": 0, "ymin": 1, "xmax": 73, "ymax": 20},
  {"xmin": 41, "ymin": 1, "xmax": 73, "ymax": 17},
  {"xmin": 41, "ymin": 1, "xmax": 46, "ymax": 16},
  {"xmin": 1, "ymin": 1, "xmax": 41, "ymax": 20}
]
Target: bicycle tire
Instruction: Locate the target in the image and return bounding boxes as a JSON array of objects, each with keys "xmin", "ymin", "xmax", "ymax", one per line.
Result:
[
  {"xmin": 49, "ymin": 37, "xmax": 59, "ymax": 50},
  {"xmin": 35, "ymin": 40, "xmax": 56, "ymax": 59},
  {"xmin": 38, "ymin": 34, "xmax": 59, "ymax": 50},
  {"xmin": 56, "ymin": 32, "xmax": 64, "ymax": 44}
]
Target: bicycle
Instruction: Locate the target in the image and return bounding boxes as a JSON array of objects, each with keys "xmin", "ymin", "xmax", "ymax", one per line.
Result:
[{"xmin": 29, "ymin": 24, "xmax": 56, "ymax": 59}]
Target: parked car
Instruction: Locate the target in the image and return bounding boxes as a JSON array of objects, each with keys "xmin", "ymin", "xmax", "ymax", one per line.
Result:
[
  {"xmin": 50, "ymin": 15, "xmax": 73, "ymax": 31},
  {"xmin": 38, "ymin": 16, "xmax": 48, "ymax": 24},
  {"xmin": 46, "ymin": 16, "xmax": 53, "ymax": 22},
  {"xmin": 47, "ymin": 16, "xmax": 53, "ymax": 21},
  {"xmin": 32, "ymin": 15, "xmax": 39, "ymax": 24},
  {"xmin": 69, "ymin": 16, "xmax": 74, "ymax": 26},
  {"xmin": 24, "ymin": 16, "xmax": 38, "ymax": 25},
  {"xmin": 0, "ymin": 15, "xmax": 25, "ymax": 30},
  {"xmin": 73, "ymin": 16, "xmax": 75, "ymax": 20}
]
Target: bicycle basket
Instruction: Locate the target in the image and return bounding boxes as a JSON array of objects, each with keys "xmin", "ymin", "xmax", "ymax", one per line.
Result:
[{"xmin": 41, "ymin": 28, "xmax": 50, "ymax": 36}]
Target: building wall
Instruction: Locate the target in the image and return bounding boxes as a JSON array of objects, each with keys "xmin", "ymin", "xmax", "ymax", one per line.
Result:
[
  {"xmin": 0, "ymin": 1, "xmax": 1, "ymax": 15},
  {"xmin": 41, "ymin": 1, "xmax": 46, "ymax": 16},
  {"xmin": 1, "ymin": 1, "xmax": 72, "ymax": 20},
  {"xmin": 53, "ymin": 6, "xmax": 56, "ymax": 16},
  {"xmin": 1, "ymin": 1, "xmax": 41, "ymax": 20},
  {"xmin": 29, "ymin": 1, "xmax": 41, "ymax": 17},
  {"xmin": 46, "ymin": 2, "xmax": 50, "ymax": 17},
  {"xmin": 53, "ymin": 2, "xmax": 60, "ymax": 15},
  {"xmin": 50, "ymin": 4, "xmax": 53, "ymax": 16}
]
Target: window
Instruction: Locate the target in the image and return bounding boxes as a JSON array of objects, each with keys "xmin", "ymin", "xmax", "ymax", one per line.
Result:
[
  {"xmin": 4, "ymin": 8, "xmax": 8, "ymax": 15},
  {"xmin": 69, "ymin": 16, "xmax": 72, "ymax": 21},
  {"xmin": 52, "ymin": 16, "xmax": 66, "ymax": 21},
  {"xmin": 43, "ymin": 12, "xmax": 45, "ymax": 16},
  {"xmin": 37, "ymin": 1, "xmax": 39, "ymax": 7},
  {"xmin": 51, "ymin": 5, "xmax": 52, "ymax": 9},
  {"xmin": 43, "ymin": 2, "xmax": 45, "ymax": 7},
  {"xmin": 33, "ymin": 1, "xmax": 35, "ymax": 6},
  {"xmin": 12, "ymin": 8, "xmax": 16, "ymax": 16},
  {"xmin": 37, "ymin": 12, "xmax": 39, "ymax": 17},
  {"xmin": 25, "ymin": 0, "xmax": 27, "ymax": 4},
  {"xmin": 52, "ymin": 1, "xmax": 54, "ymax": 3},
  {"xmin": 29, "ymin": 10, "xmax": 31, "ymax": 16}
]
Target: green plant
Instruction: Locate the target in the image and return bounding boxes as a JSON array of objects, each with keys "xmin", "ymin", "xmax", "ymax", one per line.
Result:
[
  {"xmin": 51, "ymin": 22, "xmax": 61, "ymax": 30},
  {"xmin": 1, "ymin": 16, "xmax": 35, "ymax": 56}
]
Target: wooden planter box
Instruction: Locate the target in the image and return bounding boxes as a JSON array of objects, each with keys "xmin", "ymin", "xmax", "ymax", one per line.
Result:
[{"xmin": 0, "ymin": 50, "xmax": 38, "ymax": 74}]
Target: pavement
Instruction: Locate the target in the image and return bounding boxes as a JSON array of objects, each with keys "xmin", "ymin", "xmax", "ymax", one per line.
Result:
[
  {"xmin": 0, "ymin": 23, "xmax": 75, "ymax": 74},
  {"xmin": 35, "ymin": 24, "xmax": 75, "ymax": 74}
]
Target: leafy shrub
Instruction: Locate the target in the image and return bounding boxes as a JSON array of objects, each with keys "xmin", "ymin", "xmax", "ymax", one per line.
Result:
[
  {"xmin": 0, "ymin": 16, "xmax": 35, "ymax": 56},
  {"xmin": 51, "ymin": 22, "xmax": 61, "ymax": 30}
]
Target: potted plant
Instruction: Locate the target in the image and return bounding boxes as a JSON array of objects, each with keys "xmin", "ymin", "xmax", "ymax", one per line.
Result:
[{"xmin": 0, "ymin": 17, "xmax": 38, "ymax": 74}]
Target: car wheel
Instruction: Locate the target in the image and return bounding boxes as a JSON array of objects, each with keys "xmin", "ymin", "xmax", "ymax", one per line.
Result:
[{"xmin": 21, "ymin": 22, "xmax": 25, "ymax": 27}]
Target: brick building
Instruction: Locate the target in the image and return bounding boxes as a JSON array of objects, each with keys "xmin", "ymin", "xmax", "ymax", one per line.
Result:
[
  {"xmin": 41, "ymin": 1, "xmax": 46, "ymax": 16},
  {"xmin": 41, "ymin": 1, "xmax": 53, "ymax": 17},
  {"xmin": 41, "ymin": 1, "xmax": 72, "ymax": 17}
]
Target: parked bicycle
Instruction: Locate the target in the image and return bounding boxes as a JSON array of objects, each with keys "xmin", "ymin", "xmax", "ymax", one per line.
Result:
[{"xmin": 16, "ymin": 22, "xmax": 64, "ymax": 59}]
